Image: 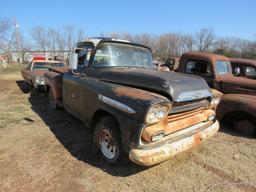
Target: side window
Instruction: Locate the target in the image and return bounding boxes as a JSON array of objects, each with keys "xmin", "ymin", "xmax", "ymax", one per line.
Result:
[
  {"xmin": 75, "ymin": 45, "xmax": 93, "ymax": 68},
  {"xmin": 245, "ymin": 66, "xmax": 256, "ymax": 77},
  {"xmin": 185, "ymin": 60, "xmax": 212, "ymax": 76},
  {"xmin": 231, "ymin": 63, "xmax": 244, "ymax": 75}
]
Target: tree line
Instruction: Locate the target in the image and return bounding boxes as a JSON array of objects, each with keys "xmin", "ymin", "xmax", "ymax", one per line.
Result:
[{"xmin": 0, "ymin": 17, "xmax": 256, "ymax": 62}]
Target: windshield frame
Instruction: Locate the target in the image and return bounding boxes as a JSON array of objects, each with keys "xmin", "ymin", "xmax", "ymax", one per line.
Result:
[{"xmin": 90, "ymin": 41, "xmax": 154, "ymax": 69}]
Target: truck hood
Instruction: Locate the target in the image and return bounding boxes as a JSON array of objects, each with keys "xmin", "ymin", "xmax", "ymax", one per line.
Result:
[{"xmin": 98, "ymin": 68, "xmax": 212, "ymax": 102}]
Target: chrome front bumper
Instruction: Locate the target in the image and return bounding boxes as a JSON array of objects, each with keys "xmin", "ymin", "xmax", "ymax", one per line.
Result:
[{"xmin": 129, "ymin": 120, "xmax": 219, "ymax": 166}]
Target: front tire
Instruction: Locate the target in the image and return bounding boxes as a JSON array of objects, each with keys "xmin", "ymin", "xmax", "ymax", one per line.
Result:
[{"xmin": 93, "ymin": 116, "xmax": 126, "ymax": 164}]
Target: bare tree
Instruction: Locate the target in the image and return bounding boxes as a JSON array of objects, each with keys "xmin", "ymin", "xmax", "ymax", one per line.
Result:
[
  {"xmin": 31, "ymin": 25, "xmax": 48, "ymax": 55},
  {"xmin": 194, "ymin": 28, "xmax": 215, "ymax": 51},
  {"xmin": 64, "ymin": 25, "xmax": 84, "ymax": 52},
  {"xmin": 0, "ymin": 17, "xmax": 11, "ymax": 52},
  {"xmin": 180, "ymin": 34, "xmax": 194, "ymax": 53},
  {"xmin": 0, "ymin": 17, "xmax": 11, "ymax": 37},
  {"xmin": 31, "ymin": 25, "xmax": 85, "ymax": 56}
]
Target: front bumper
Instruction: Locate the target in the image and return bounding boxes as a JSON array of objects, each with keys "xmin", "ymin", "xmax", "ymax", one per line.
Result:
[{"xmin": 129, "ymin": 120, "xmax": 219, "ymax": 166}]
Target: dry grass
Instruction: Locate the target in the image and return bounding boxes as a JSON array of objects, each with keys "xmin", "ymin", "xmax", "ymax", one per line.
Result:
[{"xmin": 0, "ymin": 69, "xmax": 255, "ymax": 192}]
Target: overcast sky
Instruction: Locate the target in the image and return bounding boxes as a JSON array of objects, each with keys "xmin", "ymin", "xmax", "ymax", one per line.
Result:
[{"xmin": 1, "ymin": 0, "xmax": 256, "ymax": 39}]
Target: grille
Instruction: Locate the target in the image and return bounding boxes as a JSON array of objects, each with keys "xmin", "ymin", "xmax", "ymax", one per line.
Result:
[
  {"xmin": 170, "ymin": 100, "xmax": 209, "ymax": 114},
  {"xmin": 168, "ymin": 107, "xmax": 205, "ymax": 122}
]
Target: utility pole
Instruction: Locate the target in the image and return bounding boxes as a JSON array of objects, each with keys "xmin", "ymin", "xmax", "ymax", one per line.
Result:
[{"xmin": 14, "ymin": 17, "xmax": 21, "ymax": 63}]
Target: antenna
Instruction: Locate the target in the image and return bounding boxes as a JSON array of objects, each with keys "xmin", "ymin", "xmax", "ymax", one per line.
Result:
[{"xmin": 13, "ymin": 17, "xmax": 21, "ymax": 63}]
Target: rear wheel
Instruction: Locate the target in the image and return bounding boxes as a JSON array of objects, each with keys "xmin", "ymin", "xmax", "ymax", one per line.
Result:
[
  {"xmin": 234, "ymin": 120, "xmax": 255, "ymax": 136},
  {"xmin": 93, "ymin": 116, "xmax": 127, "ymax": 164}
]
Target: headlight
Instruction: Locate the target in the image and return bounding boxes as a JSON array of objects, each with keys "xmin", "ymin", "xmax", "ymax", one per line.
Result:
[
  {"xmin": 35, "ymin": 76, "xmax": 40, "ymax": 84},
  {"xmin": 146, "ymin": 103, "xmax": 172, "ymax": 124},
  {"xmin": 35, "ymin": 76, "xmax": 44, "ymax": 84}
]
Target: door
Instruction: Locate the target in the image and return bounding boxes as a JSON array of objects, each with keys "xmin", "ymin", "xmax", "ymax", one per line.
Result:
[
  {"xmin": 62, "ymin": 43, "xmax": 94, "ymax": 119},
  {"xmin": 63, "ymin": 74, "xmax": 83, "ymax": 119},
  {"xmin": 184, "ymin": 59, "xmax": 215, "ymax": 87}
]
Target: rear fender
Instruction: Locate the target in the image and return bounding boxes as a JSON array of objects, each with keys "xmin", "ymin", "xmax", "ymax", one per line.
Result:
[{"xmin": 44, "ymin": 71, "xmax": 63, "ymax": 100}]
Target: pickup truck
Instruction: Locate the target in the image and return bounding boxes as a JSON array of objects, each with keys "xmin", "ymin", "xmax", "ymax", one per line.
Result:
[
  {"xmin": 165, "ymin": 57, "xmax": 180, "ymax": 71},
  {"xmin": 177, "ymin": 52, "xmax": 256, "ymax": 135},
  {"xmin": 44, "ymin": 38, "xmax": 220, "ymax": 166},
  {"xmin": 229, "ymin": 58, "xmax": 256, "ymax": 80},
  {"xmin": 21, "ymin": 58, "xmax": 65, "ymax": 91}
]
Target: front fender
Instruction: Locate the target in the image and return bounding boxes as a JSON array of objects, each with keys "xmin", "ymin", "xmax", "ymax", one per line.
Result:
[
  {"xmin": 79, "ymin": 79, "xmax": 171, "ymax": 151},
  {"xmin": 216, "ymin": 94, "xmax": 256, "ymax": 120}
]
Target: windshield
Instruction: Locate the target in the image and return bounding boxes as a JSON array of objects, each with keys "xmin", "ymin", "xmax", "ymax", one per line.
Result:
[
  {"xmin": 215, "ymin": 60, "xmax": 230, "ymax": 75},
  {"xmin": 92, "ymin": 42, "xmax": 154, "ymax": 68},
  {"xmin": 33, "ymin": 62, "xmax": 65, "ymax": 70}
]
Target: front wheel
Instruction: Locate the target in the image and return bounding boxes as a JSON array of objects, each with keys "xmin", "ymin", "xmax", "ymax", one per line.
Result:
[{"xmin": 93, "ymin": 116, "xmax": 126, "ymax": 164}]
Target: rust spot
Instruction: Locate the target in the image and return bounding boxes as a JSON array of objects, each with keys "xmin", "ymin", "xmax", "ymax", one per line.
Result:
[
  {"xmin": 193, "ymin": 133, "xmax": 201, "ymax": 146},
  {"xmin": 114, "ymin": 87, "xmax": 156, "ymax": 100},
  {"xmin": 140, "ymin": 151, "xmax": 166, "ymax": 164}
]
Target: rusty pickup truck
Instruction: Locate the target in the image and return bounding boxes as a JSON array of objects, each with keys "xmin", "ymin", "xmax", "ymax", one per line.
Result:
[
  {"xmin": 21, "ymin": 59, "xmax": 65, "ymax": 91},
  {"xmin": 44, "ymin": 38, "xmax": 220, "ymax": 166},
  {"xmin": 177, "ymin": 52, "xmax": 256, "ymax": 135}
]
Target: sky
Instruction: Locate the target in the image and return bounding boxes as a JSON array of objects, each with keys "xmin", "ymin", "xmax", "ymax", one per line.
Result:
[{"xmin": 1, "ymin": 0, "xmax": 256, "ymax": 40}]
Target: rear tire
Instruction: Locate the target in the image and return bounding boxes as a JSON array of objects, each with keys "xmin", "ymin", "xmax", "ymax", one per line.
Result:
[
  {"xmin": 48, "ymin": 88, "xmax": 57, "ymax": 109},
  {"xmin": 93, "ymin": 116, "xmax": 128, "ymax": 165},
  {"xmin": 234, "ymin": 120, "xmax": 255, "ymax": 136}
]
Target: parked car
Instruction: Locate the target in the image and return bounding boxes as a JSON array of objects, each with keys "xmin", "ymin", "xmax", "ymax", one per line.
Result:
[
  {"xmin": 21, "ymin": 57, "xmax": 66, "ymax": 91},
  {"xmin": 177, "ymin": 52, "xmax": 256, "ymax": 135},
  {"xmin": 44, "ymin": 38, "xmax": 220, "ymax": 166},
  {"xmin": 229, "ymin": 58, "xmax": 256, "ymax": 80}
]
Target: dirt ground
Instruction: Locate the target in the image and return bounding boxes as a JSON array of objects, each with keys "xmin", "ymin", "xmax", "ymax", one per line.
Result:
[{"xmin": 0, "ymin": 65, "xmax": 255, "ymax": 192}]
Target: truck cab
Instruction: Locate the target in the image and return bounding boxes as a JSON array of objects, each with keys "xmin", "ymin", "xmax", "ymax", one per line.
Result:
[
  {"xmin": 177, "ymin": 52, "xmax": 256, "ymax": 135},
  {"xmin": 178, "ymin": 52, "xmax": 256, "ymax": 95},
  {"xmin": 44, "ymin": 38, "xmax": 220, "ymax": 166}
]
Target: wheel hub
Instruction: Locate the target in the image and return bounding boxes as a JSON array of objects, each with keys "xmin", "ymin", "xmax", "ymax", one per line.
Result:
[{"xmin": 99, "ymin": 129, "xmax": 117, "ymax": 160}]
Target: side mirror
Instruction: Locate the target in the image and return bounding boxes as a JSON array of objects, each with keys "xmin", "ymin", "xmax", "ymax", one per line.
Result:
[
  {"xmin": 234, "ymin": 67, "xmax": 240, "ymax": 76},
  {"xmin": 68, "ymin": 53, "xmax": 78, "ymax": 70}
]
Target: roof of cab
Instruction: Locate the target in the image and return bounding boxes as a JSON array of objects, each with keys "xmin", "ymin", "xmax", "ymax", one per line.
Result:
[
  {"xmin": 229, "ymin": 58, "xmax": 256, "ymax": 67},
  {"xmin": 76, "ymin": 37, "xmax": 151, "ymax": 50},
  {"xmin": 181, "ymin": 52, "xmax": 229, "ymax": 64}
]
